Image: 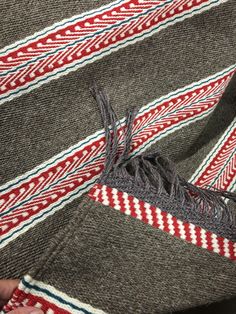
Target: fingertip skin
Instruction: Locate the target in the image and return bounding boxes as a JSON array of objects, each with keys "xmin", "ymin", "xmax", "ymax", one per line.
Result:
[
  {"xmin": 0, "ymin": 280, "xmax": 20, "ymax": 300},
  {"xmin": 0, "ymin": 281, "xmax": 43, "ymax": 314}
]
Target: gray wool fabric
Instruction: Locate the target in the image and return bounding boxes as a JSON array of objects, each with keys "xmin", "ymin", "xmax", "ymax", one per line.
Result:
[
  {"xmin": 1, "ymin": 1, "xmax": 236, "ymax": 185},
  {"xmin": 0, "ymin": 0, "xmax": 236, "ymax": 313},
  {"xmin": 28, "ymin": 196, "xmax": 236, "ymax": 314},
  {"xmin": 0, "ymin": 0, "xmax": 113, "ymax": 50}
]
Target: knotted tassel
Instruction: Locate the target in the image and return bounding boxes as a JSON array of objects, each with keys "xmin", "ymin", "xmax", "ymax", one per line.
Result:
[{"xmin": 90, "ymin": 84, "xmax": 236, "ymax": 240}]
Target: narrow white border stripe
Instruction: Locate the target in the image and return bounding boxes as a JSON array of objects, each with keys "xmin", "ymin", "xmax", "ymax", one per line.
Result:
[
  {"xmin": 1, "ymin": 63, "xmax": 234, "ymax": 193},
  {"xmin": 0, "ymin": 0, "xmax": 128, "ymax": 56},
  {"xmin": 190, "ymin": 117, "xmax": 236, "ymax": 183},
  {"xmin": 20, "ymin": 275, "xmax": 107, "ymax": 314},
  {"xmin": 0, "ymin": 0, "xmax": 229, "ymax": 105}
]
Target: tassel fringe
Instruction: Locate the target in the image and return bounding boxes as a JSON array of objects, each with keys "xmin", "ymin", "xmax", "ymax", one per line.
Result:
[{"xmin": 90, "ymin": 84, "xmax": 236, "ymax": 240}]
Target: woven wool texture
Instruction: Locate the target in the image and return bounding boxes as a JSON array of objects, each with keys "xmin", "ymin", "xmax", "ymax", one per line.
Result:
[{"xmin": 0, "ymin": 0, "xmax": 236, "ymax": 313}]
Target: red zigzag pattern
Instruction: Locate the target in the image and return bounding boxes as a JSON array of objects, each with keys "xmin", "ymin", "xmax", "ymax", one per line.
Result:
[
  {"xmin": 192, "ymin": 121, "xmax": 236, "ymax": 191},
  {"xmin": 0, "ymin": 0, "xmax": 221, "ymax": 103},
  {"xmin": 0, "ymin": 68, "xmax": 234, "ymax": 248},
  {"xmin": 89, "ymin": 184, "xmax": 236, "ymax": 261}
]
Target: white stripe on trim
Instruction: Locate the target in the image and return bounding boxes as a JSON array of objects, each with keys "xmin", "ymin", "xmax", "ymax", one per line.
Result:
[
  {"xmin": 0, "ymin": 0, "xmax": 229, "ymax": 105},
  {"xmin": 18, "ymin": 275, "xmax": 107, "ymax": 314},
  {"xmin": 1, "ymin": 64, "xmax": 234, "ymax": 193}
]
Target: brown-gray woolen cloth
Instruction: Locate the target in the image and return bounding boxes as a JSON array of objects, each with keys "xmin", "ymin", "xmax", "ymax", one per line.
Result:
[
  {"xmin": 0, "ymin": 0, "xmax": 236, "ymax": 313},
  {"xmin": 25, "ymin": 196, "xmax": 236, "ymax": 314}
]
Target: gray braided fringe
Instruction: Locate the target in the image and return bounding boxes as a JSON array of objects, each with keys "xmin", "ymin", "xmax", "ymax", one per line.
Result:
[{"xmin": 90, "ymin": 84, "xmax": 236, "ymax": 241}]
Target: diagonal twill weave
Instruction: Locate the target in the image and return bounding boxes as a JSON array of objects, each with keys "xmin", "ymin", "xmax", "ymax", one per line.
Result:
[
  {"xmin": 0, "ymin": 1, "xmax": 236, "ymax": 313},
  {"xmin": 89, "ymin": 183, "xmax": 236, "ymax": 261},
  {"xmin": 0, "ymin": 0, "xmax": 228, "ymax": 104},
  {"xmin": 0, "ymin": 65, "xmax": 235, "ymax": 249}
]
